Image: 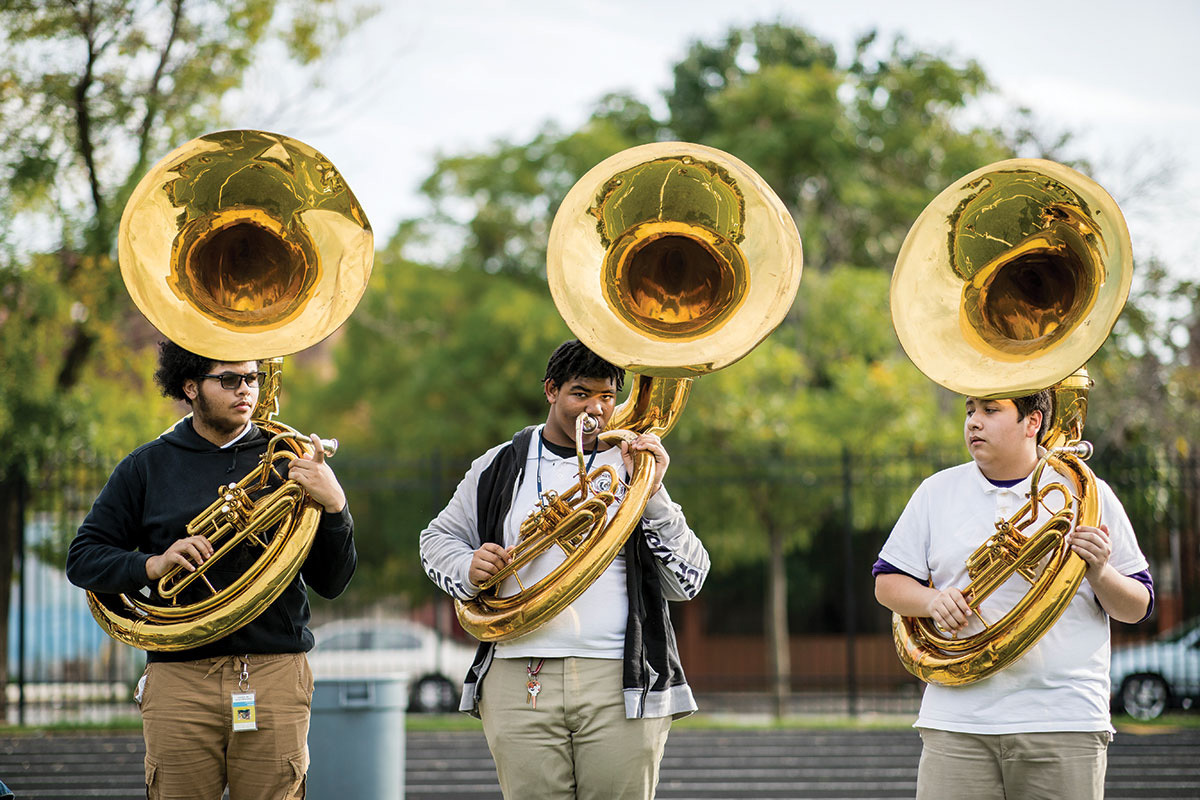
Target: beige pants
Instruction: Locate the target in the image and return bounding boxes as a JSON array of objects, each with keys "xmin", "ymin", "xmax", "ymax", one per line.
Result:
[
  {"xmin": 479, "ymin": 657, "xmax": 672, "ymax": 800},
  {"xmin": 140, "ymin": 653, "xmax": 314, "ymax": 800},
  {"xmin": 916, "ymin": 728, "xmax": 1110, "ymax": 800}
]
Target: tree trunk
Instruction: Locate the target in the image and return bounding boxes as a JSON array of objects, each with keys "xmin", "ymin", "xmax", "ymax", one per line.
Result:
[
  {"xmin": 0, "ymin": 469, "xmax": 27, "ymax": 722},
  {"xmin": 765, "ymin": 519, "xmax": 790, "ymax": 718}
]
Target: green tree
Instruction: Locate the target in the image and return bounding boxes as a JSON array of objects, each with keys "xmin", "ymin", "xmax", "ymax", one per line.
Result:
[
  {"xmin": 0, "ymin": 0, "xmax": 371, "ymax": 714},
  {"xmin": 1090, "ymin": 262, "xmax": 1200, "ymax": 454},
  {"xmin": 672, "ymin": 25, "xmax": 1013, "ymax": 274},
  {"xmin": 412, "ymin": 95, "xmax": 663, "ymax": 280}
]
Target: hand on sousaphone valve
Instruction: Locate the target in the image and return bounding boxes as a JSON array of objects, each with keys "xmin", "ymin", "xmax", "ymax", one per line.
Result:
[
  {"xmin": 619, "ymin": 431, "xmax": 669, "ymax": 497},
  {"xmin": 285, "ymin": 432, "xmax": 346, "ymax": 513},
  {"xmin": 145, "ymin": 534, "xmax": 215, "ymax": 581}
]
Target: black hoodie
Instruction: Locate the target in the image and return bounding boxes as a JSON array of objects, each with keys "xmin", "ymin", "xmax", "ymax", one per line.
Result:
[{"xmin": 66, "ymin": 418, "xmax": 356, "ymax": 663}]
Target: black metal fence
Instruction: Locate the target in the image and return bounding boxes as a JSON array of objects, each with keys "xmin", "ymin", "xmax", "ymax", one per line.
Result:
[{"xmin": 6, "ymin": 446, "xmax": 1198, "ymax": 723}]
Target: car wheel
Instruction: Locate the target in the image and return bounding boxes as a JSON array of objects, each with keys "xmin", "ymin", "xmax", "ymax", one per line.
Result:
[
  {"xmin": 1121, "ymin": 674, "xmax": 1169, "ymax": 720},
  {"xmin": 410, "ymin": 674, "xmax": 455, "ymax": 713}
]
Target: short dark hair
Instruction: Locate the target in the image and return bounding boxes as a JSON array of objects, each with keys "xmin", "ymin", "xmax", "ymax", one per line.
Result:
[
  {"xmin": 153, "ymin": 341, "xmax": 215, "ymax": 404},
  {"xmin": 544, "ymin": 339, "xmax": 624, "ymax": 392},
  {"xmin": 1013, "ymin": 388, "xmax": 1054, "ymax": 443}
]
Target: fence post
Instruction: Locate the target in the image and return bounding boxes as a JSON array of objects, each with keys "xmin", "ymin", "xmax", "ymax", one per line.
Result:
[
  {"xmin": 842, "ymin": 447, "xmax": 857, "ymax": 717},
  {"xmin": 16, "ymin": 471, "xmax": 27, "ymax": 726}
]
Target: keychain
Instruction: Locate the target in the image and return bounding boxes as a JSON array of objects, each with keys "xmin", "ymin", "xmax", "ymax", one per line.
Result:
[{"xmin": 525, "ymin": 658, "xmax": 545, "ymax": 710}]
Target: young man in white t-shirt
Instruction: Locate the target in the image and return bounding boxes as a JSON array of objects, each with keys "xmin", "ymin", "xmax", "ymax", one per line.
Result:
[
  {"xmin": 420, "ymin": 339, "xmax": 709, "ymax": 800},
  {"xmin": 874, "ymin": 389, "xmax": 1153, "ymax": 800}
]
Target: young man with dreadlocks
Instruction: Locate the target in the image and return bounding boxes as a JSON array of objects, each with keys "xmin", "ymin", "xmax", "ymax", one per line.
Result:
[{"xmin": 420, "ymin": 339, "xmax": 709, "ymax": 800}]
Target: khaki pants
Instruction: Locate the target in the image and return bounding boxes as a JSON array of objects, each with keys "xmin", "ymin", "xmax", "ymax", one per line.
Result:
[
  {"xmin": 140, "ymin": 653, "xmax": 314, "ymax": 800},
  {"xmin": 479, "ymin": 657, "xmax": 672, "ymax": 800},
  {"xmin": 916, "ymin": 728, "xmax": 1110, "ymax": 800}
]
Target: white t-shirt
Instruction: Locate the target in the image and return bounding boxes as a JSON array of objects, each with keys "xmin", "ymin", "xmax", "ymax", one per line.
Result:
[
  {"xmin": 879, "ymin": 460, "xmax": 1149, "ymax": 734},
  {"xmin": 493, "ymin": 427, "xmax": 629, "ymax": 660}
]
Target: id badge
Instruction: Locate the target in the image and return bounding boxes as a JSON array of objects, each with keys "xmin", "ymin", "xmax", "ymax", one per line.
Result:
[{"xmin": 232, "ymin": 691, "xmax": 258, "ymax": 732}]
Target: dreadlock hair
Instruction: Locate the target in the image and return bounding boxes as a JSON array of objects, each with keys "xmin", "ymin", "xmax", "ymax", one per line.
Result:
[
  {"xmin": 153, "ymin": 341, "xmax": 215, "ymax": 404},
  {"xmin": 1013, "ymin": 388, "xmax": 1054, "ymax": 443},
  {"xmin": 544, "ymin": 339, "xmax": 625, "ymax": 392}
]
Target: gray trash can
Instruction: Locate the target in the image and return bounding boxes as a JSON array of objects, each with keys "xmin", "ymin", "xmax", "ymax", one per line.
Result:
[{"xmin": 308, "ymin": 676, "xmax": 407, "ymax": 799}]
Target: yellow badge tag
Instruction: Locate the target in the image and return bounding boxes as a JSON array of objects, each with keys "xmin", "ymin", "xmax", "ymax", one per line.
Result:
[{"xmin": 232, "ymin": 691, "xmax": 257, "ymax": 732}]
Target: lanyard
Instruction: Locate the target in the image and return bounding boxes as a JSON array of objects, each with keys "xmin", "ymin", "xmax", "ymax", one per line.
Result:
[{"xmin": 536, "ymin": 428, "xmax": 598, "ymax": 497}]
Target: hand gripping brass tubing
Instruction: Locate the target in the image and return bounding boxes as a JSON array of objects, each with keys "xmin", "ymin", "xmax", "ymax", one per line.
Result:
[
  {"xmin": 455, "ymin": 142, "xmax": 803, "ymax": 642},
  {"xmin": 153, "ymin": 433, "xmax": 336, "ymax": 602}
]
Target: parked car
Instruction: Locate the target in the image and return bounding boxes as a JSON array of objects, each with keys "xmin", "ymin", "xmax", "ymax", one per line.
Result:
[
  {"xmin": 307, "ymin": 618, "xmax": 477, "ymax": 713},
  {"xmin": 1110, "ymin": 618, "xmax": 1200, "ymax": 720}
]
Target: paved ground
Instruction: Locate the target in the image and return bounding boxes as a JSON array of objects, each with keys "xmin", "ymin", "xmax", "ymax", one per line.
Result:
[{"xmin": 2, "ymin": 725, "xmax": 1198, "ymax": 799}]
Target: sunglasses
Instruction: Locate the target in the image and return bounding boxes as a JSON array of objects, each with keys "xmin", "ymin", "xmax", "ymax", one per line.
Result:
[{"xmin": 201, "ymin": 372, "xmax": 266, "ymax": 391}]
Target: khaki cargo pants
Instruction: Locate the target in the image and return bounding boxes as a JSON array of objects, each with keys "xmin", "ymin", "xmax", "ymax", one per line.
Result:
[
  {"xmin": 479, "ymin": 657, "xmax": 672, "ymax": 800},
  {"xmin": 916, "ymin": 728, "xmax": 1110, "ymax": 800},
  {"xmin": 139, "ymin": 653, "xmax": 313, "ymax": 800}
]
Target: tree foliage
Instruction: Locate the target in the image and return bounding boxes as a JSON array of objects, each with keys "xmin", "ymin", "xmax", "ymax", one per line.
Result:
[
  {"xmin": 411, "ymin": 95, "xmax": 664, "ymax": 280},
  {"xmin": 1090, "ymin": 262, "xmax": 1200, "ymax": 455},
  {"xmin": 669, "ymin": 25, "xmax": 1012, "ymax": 273}
]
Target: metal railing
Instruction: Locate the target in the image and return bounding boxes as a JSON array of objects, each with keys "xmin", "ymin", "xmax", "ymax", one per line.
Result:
[{"xmin": 7, "ymin": 447, "xmax": 1197, "ymax": 723}]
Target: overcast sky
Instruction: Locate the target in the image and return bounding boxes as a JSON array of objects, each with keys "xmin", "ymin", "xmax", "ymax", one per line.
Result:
[{"xmin": 226, "ymin": 0, "xmax": 1200, "ymax": 281}]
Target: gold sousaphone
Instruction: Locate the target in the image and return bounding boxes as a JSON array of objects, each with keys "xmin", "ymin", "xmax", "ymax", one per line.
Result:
[
  {"xmin": 87, "ymin": 130, "xmax": 372, "ymax": 651},
  {"xmin": 890, "ymin": 158, "xmax": 1132, "ymax": 685},
  {"xmin": 455, "ymin": 142, "xmax": 803, "ymax": 641}
]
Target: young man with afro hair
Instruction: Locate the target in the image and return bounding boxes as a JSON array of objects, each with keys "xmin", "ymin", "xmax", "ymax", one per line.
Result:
[{"xmin": 68, "ymin": 341, "xmax": 357, "ymax": 799}]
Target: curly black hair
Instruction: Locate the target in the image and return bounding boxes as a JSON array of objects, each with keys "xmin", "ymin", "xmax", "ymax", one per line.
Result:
[
  {"xmin": 544, "ymin": 339, "xmax": 624, "ymax": 392},
  {"xmin": 153, "ymin": 341, "xmax": 216, "ymax": 404}
]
